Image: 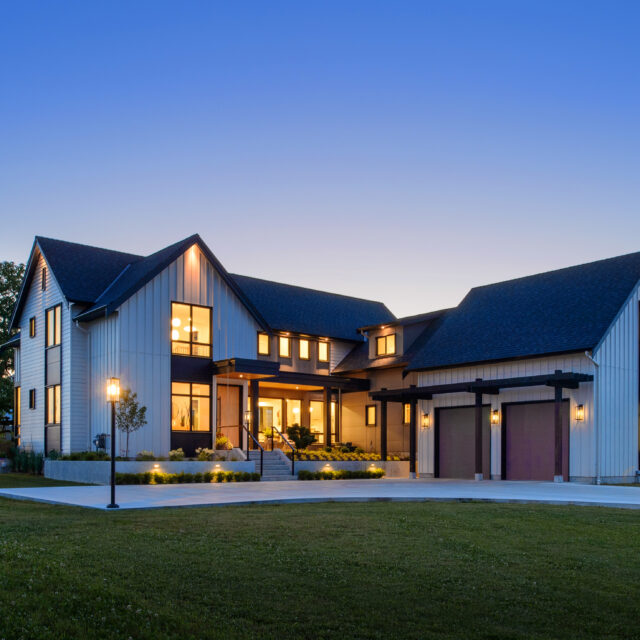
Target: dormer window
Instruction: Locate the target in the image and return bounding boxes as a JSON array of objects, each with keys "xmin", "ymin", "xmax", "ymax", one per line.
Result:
[
  {"xmin": 376, "ymin": 333, "xmax": 396, "ymax": 356},
  {"xmin": 171, "ymin": 302, "xmax": 211, "ymax": 357}
]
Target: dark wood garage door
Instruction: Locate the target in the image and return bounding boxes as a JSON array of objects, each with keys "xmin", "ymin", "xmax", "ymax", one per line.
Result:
[
  {"xmin": 503, "ymin": 401, "xmax": 569, "ymax": 481},
  {"xmin": 436, "ymin": 407, "xmax": 491, "ymax": 479}
]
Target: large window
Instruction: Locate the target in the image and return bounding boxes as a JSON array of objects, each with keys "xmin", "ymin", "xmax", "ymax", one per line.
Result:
[
  {"xmin": 299, "ymin": 339, "xmax": 310, "ymax": 360},
  {"xmin": 279, "ymin": 336, "xmax": 291, "ymax": 358},
  {"xmin": 375, "ymin": 334, "xmax": 396, "ymax": 356},
  {"xmin": 171, "ymin": 303, "xmax": 211, "ymax": 357},
  {"xmin": 317, "ymin": 341, "xmax": 329, "ymax": 363},
  {"xmin": 286, "ymin": 399, "xmax": 301, "ymax": 427},
  {"xmin": 258, "ymin": 333, "xmax": 270, "ymax": 355},
  {"xmin": 171, "ymin": 382, "xmax": 211, "ymax": 431},
  {"xmin": 46, "ymin": 305, "xmax": 61, "ymax": 347},
  {"xmin": 46, "ymin": 385, "xmax": 61, "ymax": 425},
  {"xmin": 309, "ymin": 400, "xmax": 324, "ymax": 443}
]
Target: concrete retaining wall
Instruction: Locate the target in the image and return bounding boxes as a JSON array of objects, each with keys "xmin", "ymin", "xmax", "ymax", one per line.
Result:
[
  {"xmin": 294, "ymin": 460, "xmax": 409, "ymax": 478},
  {"xmin": 44, "ymin": 459, "xmax": 256, "ymax": 485}
]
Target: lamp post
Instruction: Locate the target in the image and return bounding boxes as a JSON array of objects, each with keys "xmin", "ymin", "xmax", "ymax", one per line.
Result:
[{"xmin": 106, "ymin": 377, "xmax": 120, "ymax": 509}]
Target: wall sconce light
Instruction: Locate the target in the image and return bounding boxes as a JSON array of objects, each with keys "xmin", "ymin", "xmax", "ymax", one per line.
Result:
[
  {"xmin": 421, "ymin": 413, "xmax": 430, "ymax": 429},
  {"xmin": 106, "ymin": 377, "xmax": 120, "ymax": 403},
  {"xmin": 491, "ymin": 409, "xmax": 500, "ymax": 425},
  {"xmin": 244, "ymin": 409, "xmax": 252, "ymax": 426},
  {"xmin": 575, "ymin": 404, "xmax": 585, "ymax": 421}
]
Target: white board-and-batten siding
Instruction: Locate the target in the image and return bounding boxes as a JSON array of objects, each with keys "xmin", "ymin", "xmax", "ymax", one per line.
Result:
[
  {"xmin": 87, "ymin": 244, "xmax": 260, "ymax": 456},
  {"xmin": 593, "ymin": 281, "xmax": 640, "ymax": 481},
  {"xmin": 416, "ymin": 354, "xmax": 596, "ymax": 481}
]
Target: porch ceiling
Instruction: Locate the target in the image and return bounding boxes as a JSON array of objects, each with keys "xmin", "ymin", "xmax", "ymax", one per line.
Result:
[{"xmin": 369, "ymin": 370, "xmax": 594, "ymax": 402}]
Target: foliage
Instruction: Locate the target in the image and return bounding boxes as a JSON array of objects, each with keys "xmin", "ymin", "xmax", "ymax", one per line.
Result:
[
  {"xmin": 0, "ymin": 438, "xmax": 13, "ymax": 457},
  {"xmin": 169, "ymin": 448, "xmax": 185, "ymax": 461},
  {"xmin": 10, "ymin": 447, "xmax": 44, "ymax": 474},
  {"xmin": 285, "ymin": 424, "xmax": 316, "ymax": 450},
  {"xmin": 195, "ymin": 447, "xmax": 214, "ymax": 461},
  {"xmin": 115, "ymin": 388, "xmax": 148, "ymax": 458},
  {"xmin": 215, "ymin": 435, "xmax": 232, "ymax": 450},
  {"xmin": 115, "ymin": 471, "xmax": 261, "ymax": 484},
  {"xmin": 297, "ymin": 468, "xmax": 385, "ymax": 480},
  {"xmin": 286, "ymin": 448, "xmax": 405, "ymax": 461},
  {"xmin": 0, "ymin": 261, "xmax": 25, "ymax": 423},
  {"xmin": 135, "ymin": 450, "xmax": 156, "ymax": 461},
  {"xmin": 60, "ymin": 451, "xmax": 110, "ymax": 461},
  {"xmin": 47, "ymin": 449, "xmax": 61, "ymax": 460}
]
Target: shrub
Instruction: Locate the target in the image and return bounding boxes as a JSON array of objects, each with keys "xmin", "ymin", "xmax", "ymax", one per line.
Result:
[
  {"xmin": 135, "ymin": 450, "xmax": 156, "ymax": 461},
  {"xmin": 47, "ymin": 449, "xmax": 61, "ymax": 460},
  {"xmin": 169, "ymin": 448, "xmax": 185, "ymax": 461},
  {"xmin": 215, "ymin": 435, "xmax": 232, "ymax": 450},
  {"xmin": 115, "ymin": 470, "xmax": 261, "ymax": 484},
  {"xmin": 61, "ymin": 451, "xmax": 110, "ymax": 461},
  {"xmin": 297, "ymin": 468, "xmax": 385, "ymax": 481},
  {"xmin": 11, "ymin": 448, "xmax": 45, "ymax": 474},
  {"xmin": 286, "ymin": 424, "xmax": 316, "ymax": 450},
  {"xmin": 195, "ymin": 447, "xmax": 214, "ymax": 461}
]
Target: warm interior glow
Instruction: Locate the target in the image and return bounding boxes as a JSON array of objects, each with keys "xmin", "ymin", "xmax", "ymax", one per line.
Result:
[
  {"xmin": 172, "ymin": 317, "xmax": 181, "ymax": 327},
  {"xmin": 171, "ymin": 329, "xmax": 179, "ymax": 340}
]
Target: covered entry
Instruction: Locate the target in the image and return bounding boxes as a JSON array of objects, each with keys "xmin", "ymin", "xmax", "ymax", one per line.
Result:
[
  {"xmin": 503, "ymin": 400, "xmax": 569, "ymax": 481},
  {"xmin": 436, "ymin": 406, "xmax": 490, "ymax": 479}
]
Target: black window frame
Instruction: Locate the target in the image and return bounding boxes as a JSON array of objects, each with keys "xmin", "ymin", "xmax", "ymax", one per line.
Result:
[
  {"xmin": 45, "ymin": 384, "xmax": 61, "ymax": 425},
  {"xmin": 28, "ymin": 389, "xmax": 36, "ymax": 410},
  {"xmin": 278, "ymin": 335, "xmax": 291, "ymax": 359},
  {"xmin": 45, "ymin": 304, "xmax": 62, "ymax": 348},
  {"xmin": 317, "ymin": 341, "xmax": 330, "ymax": 363},
  {"xmin": 170, "ymin": 302, "xmax": 213, "ymax": 358},
  {"xmin": 29, "ymin": 317, "xmax": 36, "ymax": 338},
  {"xmin": 171, "ymin": 381, "xmax": 212, "ymax": 432},
  {"xmin": 365, "ymin": 404, "xmax": 377, "ymax": 426},
  {"xmin": 257, "ymin": 332, "xmax": 271, "ymax": 356},
  {"xmin": 41, "ymin": 266, "xmax": 47, "ymax": 290},
  {"xmin": 298, "ymin": 338, "xmax": 310, "ymax": 361},
  {"xmin": 375, "ymin": 333, "xmax": 396, "ymax": 357}
]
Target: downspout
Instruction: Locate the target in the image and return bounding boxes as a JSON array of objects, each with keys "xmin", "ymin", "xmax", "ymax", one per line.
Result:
[{"xmin": 585, "ymin": 350, "xmax": 601, "ymax": 484}]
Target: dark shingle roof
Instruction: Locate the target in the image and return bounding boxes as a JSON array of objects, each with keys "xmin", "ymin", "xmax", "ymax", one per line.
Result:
[
  {"xmin": 334, "ymin": 309, "xmax": 448, "ymax": 372},
  {"xmin": 37, "ymin": 237, "xmax": 142, "ymax": 303},
  {"xmin": 230, "ymin": 274, "xmax": 395, "ymax": 342},
  {"xmin": 407, "ymin": 251, "xmax": 640, "ymax": 371}
]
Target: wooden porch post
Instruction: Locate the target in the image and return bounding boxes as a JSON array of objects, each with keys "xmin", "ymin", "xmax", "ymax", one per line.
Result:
[
  {"xmin": 475, "ymin": 391, "xmax": 483, "ymax": 481},
  {"xmin": 554, "ymin": 385, "xmax": 563, "ymax": 482},
  {"xmin": 250, "ymin": 379, "xmax": 260, "ymax": 449},
  {"xmin": 324, "ymin": 387, "xmax": 332, "ymax": 447},
  {"xmin": 409, "ymin": 396, "xmax": 417, "ymax": 477},
  {"xmin": 380, "ymin": 399, "xmax": 388, "ymax": 461}
]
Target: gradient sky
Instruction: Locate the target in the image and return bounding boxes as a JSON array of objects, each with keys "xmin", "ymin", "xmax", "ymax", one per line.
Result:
[{"xmin": 1, "ymin": 1, "xmax": 639, "ymax": 317}]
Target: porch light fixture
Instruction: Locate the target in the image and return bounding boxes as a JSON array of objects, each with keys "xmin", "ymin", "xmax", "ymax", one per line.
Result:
[
  {"xmin": 106, "ymin": 377, "xmax": 120, "ymax": 509},
  {"xmin": 575, "ymin": 404, "xmax": 585, "ymax": 421},
  {"xmin": 244, "ymin": 409, "xmax": 252, "ymax": 426},
  {"xmin": 491, "ymin": 409, "xmax": 500, "ymax": 425},
  {"xmin": 421, "ymin": 413, "xmax": 430, "ymax": 429}
]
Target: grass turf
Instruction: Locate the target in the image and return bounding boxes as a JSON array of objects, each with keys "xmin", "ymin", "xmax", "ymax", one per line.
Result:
[
  {"xmin": 0, "ymin": 498, "xmax": 638, "ymax": 639},
  {"xmin": 0, "ymin": 472, "xmax": 87, "ymax": 488}
]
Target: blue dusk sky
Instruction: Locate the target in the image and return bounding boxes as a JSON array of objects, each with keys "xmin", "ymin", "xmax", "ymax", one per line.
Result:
[{"xmin": 1, "ymin": 1, "xmax": 639, "ymax": 317}]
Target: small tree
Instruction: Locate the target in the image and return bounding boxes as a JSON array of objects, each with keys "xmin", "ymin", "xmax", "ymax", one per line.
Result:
[
  {"xmin": 115, "ymin": 388, "xmax": 147, "ymax": 458},
  {"xmin": 286, "ymin": 424, "xmax": 316, "ymax": 450}
]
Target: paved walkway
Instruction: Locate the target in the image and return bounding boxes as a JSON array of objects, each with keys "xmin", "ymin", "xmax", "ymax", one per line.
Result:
[{"xmin": 1, "ymin": 479, "xmax": 639, "ymax": 510}]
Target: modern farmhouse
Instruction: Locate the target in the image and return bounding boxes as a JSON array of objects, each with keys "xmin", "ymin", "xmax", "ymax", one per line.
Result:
[{"xmin": 3, "ymin": 234, "xmax": 640, "ymax": 484}]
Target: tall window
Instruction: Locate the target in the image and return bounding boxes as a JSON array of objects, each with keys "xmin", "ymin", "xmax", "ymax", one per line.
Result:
[
  {"xmin": 299, "ymin": 339, "xmax": 310, "ymax": 360},
  {"xmin": 46, "ymin": 305, "xmax": 61, "ymax": 347},
  {"xmin": 45, "ymin": 385, "xmax": 61, "ymax": 424},
  {"xmin": 258, "ymin": 333, "xmax": 270, "ymax": 355},
  {"xmin": 403, "ymin": 403, "xmax": 411, "ymax": 424},
  {"xmin": 279, "ymin": 336, "xmax": 291, "ymax": 358},
  {"xmin": 171, "ymin": 382, "xmax": 211, "ymax": 431},
  {"xmin": 376, "ymin": 334, "xmax": 396, "ymax": 356},
  {"xmin": 317, "ymin": 341, "xmax": 329, "ymax": 363},
  {"xmin": 171, "ymin": 303, "xmax": 212, "ymax": 357},
  {"xmin": 29, "ymin": 317, "xmax": 36, "ymax": 338},
  {"xmin": 14, "ymin": 387, "xmax": 21, "ymax": 428},
  {"xmin": 41, "ymin": 267, "xmax": 47, "ymax": 290},
  {"xmin": 28, "ymin": 389, "xmax": 36, "ymax": 409},
  {"xmin": 366, "ymin": 404, "xmax": 377, "ymax": 426},
  {"xmin": 309, "ymin": 400, "xmax": 324, "ymax": 443}
]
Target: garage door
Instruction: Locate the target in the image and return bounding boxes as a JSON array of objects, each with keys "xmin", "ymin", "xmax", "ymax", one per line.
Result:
[
  {"xmin": 436, "ymin": 407, "xmax": 491, "ymax": 479},
  {"xmin": 504, "ymin": 401, "xmax": 569, "ymax": 481}
]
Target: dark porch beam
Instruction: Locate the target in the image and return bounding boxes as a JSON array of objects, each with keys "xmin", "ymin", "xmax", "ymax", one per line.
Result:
[
  {"xmin": 554, "ymin": 385, "xmax": 563, "ymax": 482},
  {"xmin": 268, "ymin": 371, "xmax": 370, "ymax": 392},
  {"xmin": 475, "ymin": 392, "xmax": 483, "ymax": 480},
  {"xmin": 380, "ymin": 399, "xmax": 388, "ymax": 461},
  {"xmin": 409, "ymin": 396, "xmax": 417, "ymax": 476},
  {"xmin": 250, "ymin": 379, "xmax": 260, "ymax": 448},
  {"xmin": 324, "ymin": 387, "xmax": 332, "ymax": 447}
]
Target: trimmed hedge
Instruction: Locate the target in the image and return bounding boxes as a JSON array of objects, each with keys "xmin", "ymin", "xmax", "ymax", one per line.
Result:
[
  {"xmin": 297, "ymin": 468, "xmax": 385, "ymax": 480},
  {"xmin": 115, "ymin": 471, "xmax": 261, "ymax": 485},
  {"xmin": 287, "ymin": 450, "xmax": 407, "ymax": 462}
]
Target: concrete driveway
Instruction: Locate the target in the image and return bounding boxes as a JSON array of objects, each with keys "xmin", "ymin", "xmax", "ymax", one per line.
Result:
[{"xmin": 1, "ymin": 478, "xmax": 639, "ymax": 510}]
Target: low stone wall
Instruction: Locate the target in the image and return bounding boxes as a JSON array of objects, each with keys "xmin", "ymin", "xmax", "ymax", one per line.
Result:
[
  {"xmin": 44, "ymin": 459, "xmax": 256, "ymax": 485},
  {"xmin": 294, "ymin": 460, "xmax": 409, "ymax": 478}
]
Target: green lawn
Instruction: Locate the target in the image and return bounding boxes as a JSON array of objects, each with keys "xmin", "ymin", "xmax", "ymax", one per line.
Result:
[
  {"xmin": 0, "ymin": 472, "xmax": 86, "ymax": 488},
  {"xmin": 0, "ymin": 497, "xmax": 638, "ymax": 639}
]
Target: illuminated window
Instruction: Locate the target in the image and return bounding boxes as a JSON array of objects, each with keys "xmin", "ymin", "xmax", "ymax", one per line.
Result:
[
  {"xmin": 171, "ymin": 382, "xmax": 211, "ymax": 432},
  {"xmin": 299, "ymin": 339, "xmax": 310, "ymax": 360},
  {"xmin": 14, "ymin": 387, "xmax": 21, "ymax": 427},
  {"xmin": 258, "ymin": 333, "xmax": 270, "ymax": 355},
  {"xmin": 317, "ymin": 341, "xmax": 329, "ymax": 363},
  {"xmin": 279, "ymin": 336, "xmax": 291, "ymax": 358},
  {"xmin": 46, "ymin": 305, "xmax": 61, "ymax": 347},
  {"xmin": 286, "ymin": 399, "xmax": 302, "ymax": 427},
  {"xmin": 171, "ymin": 303, "xmax": 211, "ymax": 357},
  {"xmin": 366, "ymin": 405, "xmax": 377, "ymax": 426},
  {"xmin": 375, "ymin": 334, "xmax": 396, "ymax": 356},
  {"xmin": 46, "ymin": 385, "xmax": 61, "ymax": 425},
  {"xmin": 29, "ymin": 317, "xmax": 36, "ymax": 338},
  {"xmin": 403, "ymin": 403, "xmax": 411, "ymax": 424},
  {"xmin": 309, "ymin": 400, "xmax": 324, "ymax": 443}
]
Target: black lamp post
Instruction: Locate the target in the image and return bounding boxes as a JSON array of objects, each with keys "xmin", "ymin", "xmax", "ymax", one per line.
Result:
[{"xmin": 106, "ymin": 377, "xmax": 120, "ymax": 509}]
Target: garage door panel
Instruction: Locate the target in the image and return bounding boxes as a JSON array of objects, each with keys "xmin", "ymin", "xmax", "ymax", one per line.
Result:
[
  {"xmin": 505, "ymin": 401, "xmax": 569, "ymax": 481},
  {"xmin": 437, "ymin": 407, "xmax": 490, "ymax": 479}
]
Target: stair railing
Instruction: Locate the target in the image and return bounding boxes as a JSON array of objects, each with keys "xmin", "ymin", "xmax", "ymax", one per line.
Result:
[
  {"xmin": 241, "ymin": 425, "xmax": 264, "ymax": 476},
  {"xmin": 271, "ymin": 425, "xmax": 296, "ymax": 476}
]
